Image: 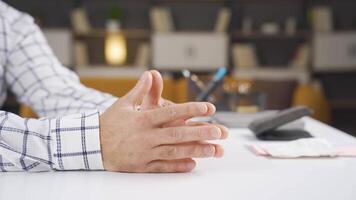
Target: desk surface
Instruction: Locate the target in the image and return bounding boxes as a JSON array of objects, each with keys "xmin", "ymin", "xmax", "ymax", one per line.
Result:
[{"xmin": 1, "ymin": 117, "xmax": 356, "ymax": 200}]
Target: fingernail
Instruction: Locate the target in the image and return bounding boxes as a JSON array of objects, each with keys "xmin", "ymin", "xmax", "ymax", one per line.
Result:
[
  {"xmin": 204, "ymin": 146, "xmax": 215, "ymax": 156},
  {"xmin": 210, "ymin": 127, "xmax": 222, "ymax": 139},
  {"xmin": 220, "ymin": 126, "xmax": 229, "ymax": 140},
  {"xmin": 214, "ymin": 146, "xmax": 225, "ymax": 158},
  {"xmin": 206, "ymin": 103, "xmax": 216, "ymax": 115},
  {"xmin": 186, "ymin": 162, "xmax": 195, "ymax": 170},
  {"xmin": 197, "ymin": 104, "xmax": 208, "ymax": 114}
]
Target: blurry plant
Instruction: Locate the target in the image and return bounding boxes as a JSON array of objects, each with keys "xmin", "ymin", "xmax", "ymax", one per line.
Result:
[{"xmin": 108, "ymin": 5, "xmax": 122, "ymax": 21}]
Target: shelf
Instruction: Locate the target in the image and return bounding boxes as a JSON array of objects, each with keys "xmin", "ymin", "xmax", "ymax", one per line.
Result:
[
  {"xmin": 73, "ymin": 29, "xmax": 313, "ymax": 40},
  {"xmin": 73, "ymin": 29, "xmax": 151, "ymax": 39},
  {"xmin": 76, "ymin": 66, "xmax": 147, "ymax": 78},
  {"xmin": 73, "ymin": 30, "xmax": 356, "ymax": 41},
  {"xmin": 233, "ymin": 67, "xmax": 310, "ymax": 81},
  {"xmin": 232, "ymin": 31, "xmax": 311, "ymax": 40},
  {"xmin": 330, "ymin": 99, "xmax": 356, "ymax": 109},
  {"xmin": 153, "ymin": 0, "xmax": 226, "ymax": 3},
  {"xmin": 153, "ymin": 0, "xmax": 304, "ymax": 3}
]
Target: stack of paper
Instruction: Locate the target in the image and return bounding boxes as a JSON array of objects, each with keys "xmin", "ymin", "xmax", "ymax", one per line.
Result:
[{"xmin": 248, "ymin": 138, "xmax": 356, "ymax": 158}]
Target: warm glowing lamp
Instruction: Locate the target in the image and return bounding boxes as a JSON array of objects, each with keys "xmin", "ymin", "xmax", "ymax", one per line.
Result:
[
  {"xmin": 105, "ymin": 7, "xmax": 127, "ymax": 66},
  {"xmin": 105, "ymin": 32, "xmax": 127, "ymax": 65}
]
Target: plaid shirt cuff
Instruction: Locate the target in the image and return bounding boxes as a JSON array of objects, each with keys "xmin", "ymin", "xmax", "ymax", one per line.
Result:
[{"xmin": 49, "ymin": 110, "xmax": 104, "ymax": 170}]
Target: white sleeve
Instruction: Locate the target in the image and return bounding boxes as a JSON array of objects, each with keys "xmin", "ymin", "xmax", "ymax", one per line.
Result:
[
  {"xmin": 1, "ymin": 3, "xmax": 117, "ymax": 118},
  {"xmin": 0, "ymin": 110, "xmax": 104, "ymax": 172}
]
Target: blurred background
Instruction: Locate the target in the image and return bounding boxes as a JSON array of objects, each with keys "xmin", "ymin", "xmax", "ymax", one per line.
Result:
[{"xmin": 2, "ymin": 0, "xmax": 356, "ymax": 136}]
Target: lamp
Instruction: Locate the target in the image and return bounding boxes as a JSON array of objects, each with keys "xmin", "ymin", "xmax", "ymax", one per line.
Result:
[
  {"xmin": 105, "ymin": 6, "xmax": 127, "ymax": 66},
  {"xmin": 105, "ymin": 32, "xmax": 127, "ymax": 65}
]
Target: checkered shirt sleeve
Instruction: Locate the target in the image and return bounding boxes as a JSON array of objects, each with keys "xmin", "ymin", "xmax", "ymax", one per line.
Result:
[{"xmin": 0, "ymin": 1, "xmax": 117, "ymax": 171}]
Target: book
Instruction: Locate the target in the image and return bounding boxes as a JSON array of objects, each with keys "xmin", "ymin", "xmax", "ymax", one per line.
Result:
[
  {"xmin": 242, "ymin": 17, "xmax": 253, "ymax": 34},
  {"xmin": 150, "ymin": 7, "xmax": 174, "ymax": 33},
  {"xmin": 290, "ymin": 43, "xmax": 310, "ymax": 69},
  {"xmin": 311, "ymin": 6, "xmax": 333, "ymax": 32},
  {"xmin": 232, "ymin": 44, "xmax": 259, "ymax": 68},
  {"xmin": 285, "ymin": 17, "xmax": 297, "ymax": 35},
  {"xmin": 134, "ymin": 42, "xmax": 151, "ymax": 68},
  {"xmin": 70, "ymin": 7, "xmax": 91, "ymax": 34},
  {"xmin": 73, "ymin": 41, "xmax": 89, "ymax": 68},
  {"xmin": 214, "ymin": 7, "xmax": 231, "ymax": 33}
]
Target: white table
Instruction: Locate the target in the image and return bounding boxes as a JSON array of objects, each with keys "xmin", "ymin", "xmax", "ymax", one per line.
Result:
[{"xmin": 1, "ymin": 117, "xmax": 356, "ymax": 200}]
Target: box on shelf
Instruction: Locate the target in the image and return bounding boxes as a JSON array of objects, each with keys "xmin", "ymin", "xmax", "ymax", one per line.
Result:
[
  {"xmin": 152, "ymin": 33, "xmax": 228, "ymax": 71},
  {"xmin": 313, "ymin": 32, "xmax": 356, "ymax": 72},
  {"xmin": 43, "ymin": 29, "xmax": 72, "ymax": 67}
]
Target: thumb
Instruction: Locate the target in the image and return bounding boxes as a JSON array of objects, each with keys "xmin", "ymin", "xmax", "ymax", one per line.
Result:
[
  {"xmin": 142, "ymin": 70, "xmax": 163, "ymax": 109},
  {"xmin": 125, "ymin": 71, "xmax": 153, "ymax": 106}
]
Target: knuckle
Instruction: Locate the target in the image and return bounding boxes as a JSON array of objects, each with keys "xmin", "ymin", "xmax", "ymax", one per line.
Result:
[
  {"xmin": 162, "ymin": 146, "xmax": 178, "ymax": 158},
  {"xmin": 210, "ymin": 126, "xmax": 221, "ymax": 137},
  {"xmin": 183, "ymin": 146, "xmax": 200, "ymax": 158},
  {"xmin": 195, "ymin": 146, "xmax": 205, "ymax": 156},
  {"xmin": 196, "ymin": 127, "xmax": 205, "ymax": 139},
  {"xmin": 191, "ymin": 103, "xmax": 207, "ymax": 115},
  {"xmin": 136, "ymin": 113, "xmax": 146, "ymax": 124},
  {"xmin": 187, "ymin": 146, "xmax": 198, "ymax": 156},
  {"xmin": 187, "ymin": 104, "xmax": 197, "ymax": 116},
  {"xmin": 165, "ymin": 107, "xmax": 177, "ymax": 121},
  {"xmin": 170, "ymin": 128, "xmax": 184, "ymax": 142},
  {"xmin": 149, "ymin": 163, "xmax": 165, "ymax": 172},
  {"xmin": 140, "ymin": 112, "xmax": 153, "ymax": 125}
]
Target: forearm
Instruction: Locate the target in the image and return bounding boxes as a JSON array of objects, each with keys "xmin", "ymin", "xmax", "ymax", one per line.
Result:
[
  {"xmin": 0, "ymin": 110, "xmax": 104, "ymax": 172},
  {"xmin": 2, "ymin": 4, "xmax": 117, "ymax": 118},
  {"xmin": 25, "ymin": 80, "xmax": 117, "ymax": 118}
]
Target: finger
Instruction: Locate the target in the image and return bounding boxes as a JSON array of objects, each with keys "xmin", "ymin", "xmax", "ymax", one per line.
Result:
[
  {"xmin": 142, "ymin": 70, "xmax": 164, "ymax": 109},
  {"xmin": 145, "ymin": 102, "xmax": 216, "ymax": 126},
  {"xmin": 162, "ymin": 119, "xmax": 186, "ymax": 128},
  {"xmin": 124, "ymin": 71, "xmax": 153, "ymax": 106},
  {"xmin": 184, "ymin": 141, "xmax": 225, "ymax": 158},
  {"xmin": 183, "ymin": 121, "xmax": 229, "ymax": 140},
  {"xmin": 160, "ymin": 100, "xmax": 187, "ymax": 127},
  {"xmin": 149, "ymin": 125, "xmax": 222, "ymax": 145},
  {"xmin": 152, "ymin": 143, "xmax": 216, "ymax": 160},
  {"xmin": 146, "ymin": 158, "xmax": 196, "ymax": 173},
  {"xmin": 161, "ymin": 99, "xmax": 174, "ymax": 107},
  {"xmin": 214, "ymin": 144, "xmax": 225, "ymax": 158},
  {"xmin": 212, "ymin": 124, "xmax": 229, "ymax": 140},
  {"xmin": 185, "ymin": 121, "xmax": 209, "ymax": 126},
  {"xmin": 162, "ymin": 103, "xmax": 215, "ymax": 127}
]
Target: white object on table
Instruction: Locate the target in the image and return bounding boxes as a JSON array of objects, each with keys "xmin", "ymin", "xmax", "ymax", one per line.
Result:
[{"xmin": 0, "ymin": 117, "xmax": 355, "ymax": 200}]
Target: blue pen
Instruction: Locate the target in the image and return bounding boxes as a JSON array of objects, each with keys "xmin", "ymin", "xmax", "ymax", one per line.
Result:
[{"xmin": 196, "ymin": 67, "xmax": 227, "ymax": 102}]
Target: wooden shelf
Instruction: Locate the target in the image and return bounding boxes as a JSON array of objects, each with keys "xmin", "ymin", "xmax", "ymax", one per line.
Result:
[
  {"xmin": 76, "ymin": 66, "xmax": 147, "ymax": 78},
  {"xmin": 153, "ymin": 0, "xmax": 226, "ymax": 3},
  {"xmin": 232, "ymin": 31, "xmax": 311, "ymax": 40},
  {"xmin": 330, "ymin": 99, "xmax": 356, "ymax": 109},
  {"xmin": 73, "ymin": 29, "xmax": 313, "ymax": 40},
  {"xmin": 73, "ymin": 29, "xmax": 151, "ymax": 39},
  {"xmin": 233, "ymin": 67, "xmax": 310, "ymax": 81}
]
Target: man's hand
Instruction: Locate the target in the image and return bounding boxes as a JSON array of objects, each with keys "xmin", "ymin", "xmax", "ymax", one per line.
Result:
[
  {"xmin": 141, "ymin": 70, "xmax": 188, "ymax": 127},
  {"xmin": 100, "ymin": 71, "xmax": 228, "ymax": 173},
  {"xmin": 141, "ymin": 70, "xmax": 166, "ymax": 110}
]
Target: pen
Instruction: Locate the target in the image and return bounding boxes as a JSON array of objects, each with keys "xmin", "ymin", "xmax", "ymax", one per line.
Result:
[
  {"xmin": 196, "ymin": 67, "xmax": 227, "ymax": 102},
  {"xmin": 182, "ymin": 69, "xmax": 216, "ymax": 103}
]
